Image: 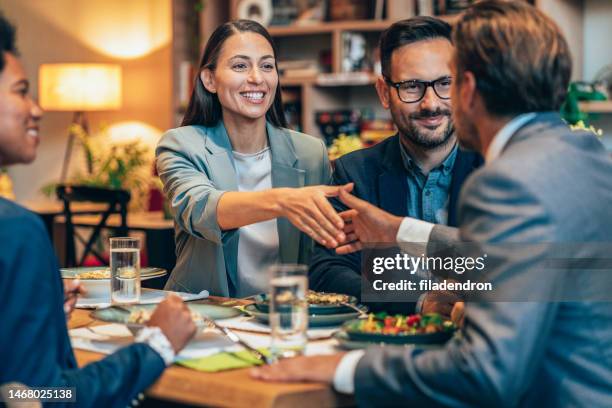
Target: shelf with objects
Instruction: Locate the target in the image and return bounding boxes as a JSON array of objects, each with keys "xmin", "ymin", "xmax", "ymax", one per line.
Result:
[
  {"xmin": 175, "ymin": 1, "xmax": 567, "ymax": 156},
  {"xmin": 224, "ymin": 0, "xmax": 467, "ymax": 158}
]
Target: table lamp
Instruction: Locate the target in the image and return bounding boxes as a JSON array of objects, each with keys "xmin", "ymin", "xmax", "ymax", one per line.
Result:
[{"xmin": 39, "ymin": 63, "xmax": 122, "ymax": 181}]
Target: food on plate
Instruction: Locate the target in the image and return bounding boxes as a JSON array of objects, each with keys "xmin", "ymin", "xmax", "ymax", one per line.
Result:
[
  {"xmin": 305, "ymin": 290, "xmax": 351, "ymax": 305},
  {"xmin": 274, "ymin": 290, "xmax": 298, "ymax": 304},
  {"xmin": 270, "ymin": 290, "xmax": 352, "ymax": 306},
  {"xmin": 127, "ymin": 309, "xmax": 152, "ymax": 324},
  {"xmin": 127, "ymin": 309, "xmax": 203, "ymax": 325},
  {"xmin": 77, "ymin": 269, "xmax": 111, "ymax": 279},
  {"xmin": 347, "ymin": 312, "xmax": 455, "ymax": 336}
]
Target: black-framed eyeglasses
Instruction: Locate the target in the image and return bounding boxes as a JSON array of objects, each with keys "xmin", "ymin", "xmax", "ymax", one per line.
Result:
[{"xmin": 385, "ymin": 76, "xmax": 452, "ymax": 103}]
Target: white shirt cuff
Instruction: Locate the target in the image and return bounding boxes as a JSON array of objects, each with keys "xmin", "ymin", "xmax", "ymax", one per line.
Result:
[
  {"xmin": 333, "ymin": 350, "xmax": 366, "ymax": 394},
  {"xmin": 396, "ymin": 217, "xmax": 435, "ymax": 255},
  {"xmin": 135, "ymin": 326, "xmax": 175, "ymax": 366}
]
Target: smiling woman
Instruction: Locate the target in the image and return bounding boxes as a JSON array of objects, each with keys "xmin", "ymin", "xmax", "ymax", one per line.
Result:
[
  {"xmin": 0, "ymin": 51, "xmax": 42, "ymax": 166},
  {"xmin": 156, "ymin": 20, "xmax": 352, "ymax": 297}
]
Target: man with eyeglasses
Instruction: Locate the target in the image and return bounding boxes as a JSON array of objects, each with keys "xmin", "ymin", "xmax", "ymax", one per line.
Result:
[{"xmin": 309, "ymin": 16, "xmax": 482, "ymax": 316}]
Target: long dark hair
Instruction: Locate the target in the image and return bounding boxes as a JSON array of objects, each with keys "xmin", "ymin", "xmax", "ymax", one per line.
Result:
[{"xmin": 181, "ymin": 20, "xmax": 287, "ymax": 128}]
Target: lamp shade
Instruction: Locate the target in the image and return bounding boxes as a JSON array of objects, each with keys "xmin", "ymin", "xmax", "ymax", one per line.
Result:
[{"xmin": 39, "ymin": 63, "xmax": 122, "ymax": 111}]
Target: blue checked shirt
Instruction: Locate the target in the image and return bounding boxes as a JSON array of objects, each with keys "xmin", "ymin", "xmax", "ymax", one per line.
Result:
[
  {"xmin": 399, "ymin": 142, "xmax": 458, "ymax": 225},
  {"xmin": 398, "ymin": 141, "xmax": 458, "ymax": 290}
]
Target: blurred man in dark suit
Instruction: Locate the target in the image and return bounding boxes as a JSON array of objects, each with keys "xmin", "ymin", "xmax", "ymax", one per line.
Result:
[
  {"xmin": 252, "ymin": 2, "xmax": 612, "ymax": 406},
  {"xmin": 309, "ymin": 16, "xmax": 481, "ymax": 316},
  {"xmin": 0, "ymin": 13, "xmax": 196, "ymax": 407}
]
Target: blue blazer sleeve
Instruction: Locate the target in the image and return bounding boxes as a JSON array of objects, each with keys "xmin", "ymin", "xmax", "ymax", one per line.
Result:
[{"xmin": 0, "ymin": 204, "xmax": 166, "ymax": 408}]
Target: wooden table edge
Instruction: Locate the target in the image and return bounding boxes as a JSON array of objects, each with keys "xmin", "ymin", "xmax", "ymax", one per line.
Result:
[{"xmin": 70, "ymin": 302, "xmax": 355, "ymax": 408}]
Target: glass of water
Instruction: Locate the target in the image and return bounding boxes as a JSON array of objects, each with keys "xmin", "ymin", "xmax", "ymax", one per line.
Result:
[
  {"xmin": 110, "ymin": 237, "xmax": 141, "ymax": 305},
  {"xmin": 269, "ymin": 264, "xmax": 308, "ymax": 360}
]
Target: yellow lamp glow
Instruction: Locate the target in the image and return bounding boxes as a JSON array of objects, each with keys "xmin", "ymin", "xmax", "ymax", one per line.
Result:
[
  {"xmin": 22, "ymin": 0, "xmax": 171, "ymax": 60},
  {"xmin": 107, "ymin": 121, "xmax": 162, "ymax": 149},
  {"xmin": 39, "ymin": 64, "xmax": 122, "ymax": 111}
]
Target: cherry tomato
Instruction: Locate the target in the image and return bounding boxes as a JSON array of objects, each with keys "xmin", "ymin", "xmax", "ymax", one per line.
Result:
[{"xmin": 407, "ymin": 315, "xmax": 421, "ymax": 327}]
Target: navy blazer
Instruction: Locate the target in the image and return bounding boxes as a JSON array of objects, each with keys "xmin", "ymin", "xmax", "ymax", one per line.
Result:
[
  {"xmin": 308, "ymin": 135, "xmax": 482, "ymax": 310},
  {"xmin": 0, "ymin": 198, "xmax": 165, "ymax": 407}
]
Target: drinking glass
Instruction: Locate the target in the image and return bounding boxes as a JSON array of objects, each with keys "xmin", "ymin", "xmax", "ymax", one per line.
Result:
[
  {"xmin": 268, "ymin": 264, "xmax": 309, "ymax": 360},
  {"xmin": 110, "ymin": 237, "xmax": 141, "ymax": 304}
]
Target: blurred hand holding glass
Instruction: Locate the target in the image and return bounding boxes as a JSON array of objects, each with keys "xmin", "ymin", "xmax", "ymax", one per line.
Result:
[
  {"xmin": 110, "ymin": 237, "xmax": 140, "ymax": 304},
  {"xmin": 269, "ymin": 264, "xmax": 308, "ymax": 360}
]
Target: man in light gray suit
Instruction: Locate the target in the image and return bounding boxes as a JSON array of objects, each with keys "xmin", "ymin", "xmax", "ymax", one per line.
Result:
[{"xmin": 251, "ymin": 1, "xmax": 612, "ymax": 406}]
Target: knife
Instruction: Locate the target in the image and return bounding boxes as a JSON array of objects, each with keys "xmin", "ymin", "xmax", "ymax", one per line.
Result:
[{"xmin": 201, "ymin": 315, "xmax": 270, "ymax": 365}]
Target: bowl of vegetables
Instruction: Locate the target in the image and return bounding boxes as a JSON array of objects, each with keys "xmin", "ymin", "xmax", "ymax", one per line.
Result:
[{"xmin": 342, "ymin": 312, "xmax": 456, "ymax": 344}]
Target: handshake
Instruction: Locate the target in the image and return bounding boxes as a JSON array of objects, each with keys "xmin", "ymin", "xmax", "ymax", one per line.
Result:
[
  {"xmin": 282, "ymin": 183, "xmax": 404, "ymax": 255},
  {"xmin": 282, "ymin": 183, "xmax": 464, "ymax": 325}
]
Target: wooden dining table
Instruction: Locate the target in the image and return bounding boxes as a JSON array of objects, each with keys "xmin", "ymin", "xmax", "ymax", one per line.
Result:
[{"xmin": 68, "ymin": 296, "xmax": 355, "ymax": 408}]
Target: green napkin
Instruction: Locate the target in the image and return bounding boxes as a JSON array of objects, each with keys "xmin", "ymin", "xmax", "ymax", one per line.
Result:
[{"xmin": 177, "ymin": 349, "xmax": 269, "ymax": 372}]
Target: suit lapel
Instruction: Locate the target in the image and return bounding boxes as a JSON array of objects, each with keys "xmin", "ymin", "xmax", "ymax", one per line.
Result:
[
  {"xmin": 378, "ymin": 136, "xmax": 408, "ymax": 216},
  {"xmin": 202, "ymin": 123, "xmax": 239, "ymax": 290},
  {"xmin": 268, "ymin": 123, "xmax": 305, "ymax": 263},
  {"xmin": 203, "ymin": 123, "xmax": 239, "ymax": 192}
]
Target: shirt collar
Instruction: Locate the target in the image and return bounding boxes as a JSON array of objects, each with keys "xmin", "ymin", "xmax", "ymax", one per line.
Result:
[
  {"xmin": 486, "ymin": 113, "xmax": 537, "ymax": 163},
  {"xmin": 399, "ymin": 138, "xmax": 458, "ymax": 176}
]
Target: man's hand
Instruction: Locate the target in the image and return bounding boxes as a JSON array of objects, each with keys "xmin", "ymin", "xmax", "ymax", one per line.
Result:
[
  {"xmin": 336, "ymin": 189, "xmax": 403, "ymax": 254},
  {"xmin": 420, "ymin": 290, "xmax": 461, "ymax": 317},
  {"xmin": 250, "ymin": 353, "xmax": 346, "ymax": 383},
  {"xmin": 63, "ymin": 279, "xmax": 86, "ymax": 318},
  {"xmin": 421, "ymin": 291, "xmax": 465, "ymax": 328},
  {"xmin": 450, "ymin": 301, "xmax": 465, "ymax": 328},
  {"xmin": 147, "ymin": 294, "xmax": 197, "ymax": 353}
]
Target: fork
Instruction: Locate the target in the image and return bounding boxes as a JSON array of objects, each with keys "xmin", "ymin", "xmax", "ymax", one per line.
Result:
[
  {"xmin": 340, "ymin": 302, "xmax": 369, "ymax": 318},
  {"xmin": 201, "ymin": 315, "xmax": 270, "ymax": 365}
]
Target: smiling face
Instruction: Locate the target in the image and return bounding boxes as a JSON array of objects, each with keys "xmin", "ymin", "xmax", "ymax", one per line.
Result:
[
  {"xmin": 376, "ymin": 38, "xmax": 454, "ymax": 150},
  {"xmin": 0, "ymin": 52, "xmax": 43, "ymax": 166},
  {"xmin": 200, "ymin": 32, "xmax": 278, "ymax": 124}
]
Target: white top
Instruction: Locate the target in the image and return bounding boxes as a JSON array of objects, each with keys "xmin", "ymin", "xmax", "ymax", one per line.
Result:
[
  {"xmin": 333, "ymin": 112, "xmax": 538, "ymax": 394},
  {"xmin": 232, "ymin": 147, "xmax": 280, "ymax": 297}
]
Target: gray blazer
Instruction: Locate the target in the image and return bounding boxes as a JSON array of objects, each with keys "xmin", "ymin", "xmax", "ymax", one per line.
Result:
[
  {"xmin": 155, "ymin": 122, "xmax": 331, "ymax": 296},
  {"xmin": 354, "ymin": 112, "xmax": 612, "ymax": 407}
]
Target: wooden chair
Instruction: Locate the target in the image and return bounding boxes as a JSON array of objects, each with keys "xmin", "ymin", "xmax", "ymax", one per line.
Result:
[{"xmin": 56, "ymin": 184, "xmax": 131, "ymax": 267}]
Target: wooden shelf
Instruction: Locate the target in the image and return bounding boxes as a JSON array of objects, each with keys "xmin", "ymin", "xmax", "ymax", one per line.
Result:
[
  {"xmin": 579, "ymin": 101, "xmax": 612, "ymax": 113},
  {"xmin": 268, "ymin": 15, "xmax": 456, "ymax": 37},
  {"xmin": 280, "ymin": 76, "xmax": 317, "ymax": 86},
  {"xmin": 280, "ymin": 72, "xmax": 377, "ymax": 87},
  {"xmin": 316, "ymin": 72, "xmax": 377, "ymax": 86},
  {"xmin": 269, "ymin": 20, "xmax": 390, "ymax": 36}
]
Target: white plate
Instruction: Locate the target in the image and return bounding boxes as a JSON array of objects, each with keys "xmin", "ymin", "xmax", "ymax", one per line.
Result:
[
  {"xmin": 61, "ymin": 267, "xmax": 166, "ymax": 300},
  {"xmin": 74, "ymin": 288, "xmax": 209, "ymax": 309}
]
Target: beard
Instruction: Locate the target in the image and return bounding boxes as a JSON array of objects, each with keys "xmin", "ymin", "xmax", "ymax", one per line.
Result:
[{"xmin": 395, "ymin": 107, "xmax": 454, "ymax": 150}]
